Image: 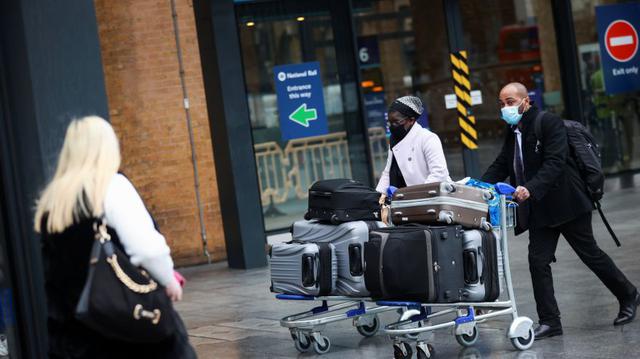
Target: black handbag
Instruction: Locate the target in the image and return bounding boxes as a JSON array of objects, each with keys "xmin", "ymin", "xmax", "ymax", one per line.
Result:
[{"xmin": 75, "ymin": 218, "xmax": 176, "ymax": 343}]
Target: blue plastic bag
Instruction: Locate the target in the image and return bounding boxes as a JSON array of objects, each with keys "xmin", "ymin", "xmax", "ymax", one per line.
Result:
[{"xmin": 465, "ymin": 178, "xmax": 501, "ymax": 227}]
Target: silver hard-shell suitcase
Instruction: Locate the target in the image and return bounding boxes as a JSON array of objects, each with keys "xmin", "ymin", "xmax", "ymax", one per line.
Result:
[
  {"xmin": 291, "ymin": 220, "xmax": 384, "ymax": 296},
  {"xmin": 270, "ymin": 242, "xmax": 338, "ymax": 296},
  {"xmin": 462, "ymin": 229, "xmax": 503, "ymax": 302}
]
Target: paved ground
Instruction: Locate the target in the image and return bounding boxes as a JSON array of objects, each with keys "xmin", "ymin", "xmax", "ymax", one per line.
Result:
[{"xmin": 175, "ymin": 174, "xmax": 640, "ymax": 359}]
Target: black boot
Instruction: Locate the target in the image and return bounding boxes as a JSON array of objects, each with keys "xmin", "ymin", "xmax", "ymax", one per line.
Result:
[
  {"xmin": 533, "ymin": 324, "xmax": 563, "ymax": 339},
  {"xmin": 614, "ymin": 291, "xmax": 640, "ymax": 326}
]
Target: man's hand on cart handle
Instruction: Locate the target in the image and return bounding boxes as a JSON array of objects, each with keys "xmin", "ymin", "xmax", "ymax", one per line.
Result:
[{"xmin": 514, "ymin": 186, "xmax": 530, "ymax": 202}]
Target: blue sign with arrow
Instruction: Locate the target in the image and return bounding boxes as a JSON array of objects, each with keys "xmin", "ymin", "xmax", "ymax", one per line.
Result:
[{"xmin": 274, "ymin": 62, "xmax": 329, "ymax": 141}]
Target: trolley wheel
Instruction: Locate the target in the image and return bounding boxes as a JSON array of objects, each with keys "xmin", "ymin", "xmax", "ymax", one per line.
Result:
[
  {"xmin": 356, "ymin": 315, "xmax": 380, "ymax": 337},
  {"xmin": 293, "ymin": 333, "xmax": 311, "ymax": 353},
  {"xmin": 510, "ymin": 327, "xmax": 535, "ymax": 351},
  {"xmin": 455, "ymin": 326, "xmax": 479, "ymax": 347},
  {"xmin": 399, "ymin": 308, "xmax": 424, "ymax": 340},
  {"xmin": 416, "ymin": 343, "xmax": 435, "ymax": 359},
  {"xmin": 312, "ymin": 335, "xmax": 331, "ymax": 355},
  {"xmin": 405, "ymin": 320, "xmax": 424, "ymax": 340},
  {"xmin": 329, "ymin": 214, "xmax": 340, "ymax": 225},
  {"xmin": 393, "ymin": 341, "xmax": 413, "ymax": 359}
]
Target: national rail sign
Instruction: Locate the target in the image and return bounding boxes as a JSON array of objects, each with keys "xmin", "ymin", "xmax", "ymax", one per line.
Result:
[
  {"xmin": 596, "ymin": 3, "xmax": 640, "ymax": 94},
  {"xmin": 274, "ymin": 62, "xmax": 328, "ymax": 141}
]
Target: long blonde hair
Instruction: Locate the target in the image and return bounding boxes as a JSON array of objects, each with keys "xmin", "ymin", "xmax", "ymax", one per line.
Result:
[{"xmin": 34, "ymin": 116, "xmax": 121, "ymax": 233}]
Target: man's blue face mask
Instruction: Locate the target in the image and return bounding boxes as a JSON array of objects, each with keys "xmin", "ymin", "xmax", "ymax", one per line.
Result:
[{"xmin": 501, "ymin": 100, "xmax": 524, "ymax": 125}]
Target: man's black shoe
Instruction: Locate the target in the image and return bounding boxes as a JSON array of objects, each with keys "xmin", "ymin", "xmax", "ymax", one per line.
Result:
[
  {"xmin": 614, "ymin": 291, "xmax": 640, "ymax": 326},
  {"xmin": 533, "ymin": 324, "xmax": 563, "ymax": 339}
]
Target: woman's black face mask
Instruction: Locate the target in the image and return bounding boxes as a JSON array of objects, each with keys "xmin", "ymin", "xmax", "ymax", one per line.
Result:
[
  {"xmin": 388, "ymin": 112, "xmax": 413, "ymax": 142},
  {"xmin": 389, "ymin": 123, "xmax": 410, "ymax": 139}
]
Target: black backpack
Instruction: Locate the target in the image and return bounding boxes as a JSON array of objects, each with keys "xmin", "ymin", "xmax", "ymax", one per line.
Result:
[{"xmin": 534, "ymin": 111, "xmax": 620, "ymax": 246}]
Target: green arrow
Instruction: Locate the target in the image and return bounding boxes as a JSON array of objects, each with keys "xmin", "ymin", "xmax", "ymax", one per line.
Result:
[{"xmin": 289, "ymin": 103, "xmax": 318, "ymax": 127}]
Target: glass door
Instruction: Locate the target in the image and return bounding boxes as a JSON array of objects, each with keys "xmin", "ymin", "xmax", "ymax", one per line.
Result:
[
  {"xmin": 236, "ymin": 0, "xmax": 370, "ymax": 232},
  {"xmin": 352, "ymin": 0, "xmax": 456, "ymax": 178}
]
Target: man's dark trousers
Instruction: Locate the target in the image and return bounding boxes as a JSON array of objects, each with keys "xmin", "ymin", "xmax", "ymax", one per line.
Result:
[{"xmin": 529, "ymin": 212, "xmax": 636, "ymax": 326}]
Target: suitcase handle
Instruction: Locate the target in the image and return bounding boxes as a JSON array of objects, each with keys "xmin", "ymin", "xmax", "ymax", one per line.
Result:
[
  {"xmin": 348, "ymin": 244, "xmax": 363, "ymax": 276},
  {"xmin": 301, "ymin": 254, "xmax": 316, "ymax": 287},
  {"xmin": 463, "ymin": 250, "xmax": 479, "ymax": 284},
  {"xmin": 309, "ymin": 191, "xmax": 332, "ymax": 197}
]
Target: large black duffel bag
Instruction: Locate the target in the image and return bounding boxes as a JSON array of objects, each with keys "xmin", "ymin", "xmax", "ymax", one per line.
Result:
[
  {"xmin": 364, "ymin": 224, "xmax": 466, "ymax": 302},
  {"xmin": 304, "ymin": 179, "xmax": 381, "ymax": 224}
]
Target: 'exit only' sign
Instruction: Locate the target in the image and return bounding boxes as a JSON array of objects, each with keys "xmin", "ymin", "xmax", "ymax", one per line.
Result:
[{"xmin": 596, "ymin": 3, "xmax": 640, "ymax": 94}]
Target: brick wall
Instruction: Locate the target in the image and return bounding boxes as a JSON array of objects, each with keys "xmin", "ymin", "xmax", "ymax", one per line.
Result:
[{"xmin": 94, "ymin": 0, "xmax": 226, "ymax": 265}]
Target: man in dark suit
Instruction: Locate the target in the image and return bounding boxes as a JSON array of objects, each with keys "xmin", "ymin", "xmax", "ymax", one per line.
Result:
[{"xmin": 482, "ymin": 82, "xmax": 639, "ymax": 339}]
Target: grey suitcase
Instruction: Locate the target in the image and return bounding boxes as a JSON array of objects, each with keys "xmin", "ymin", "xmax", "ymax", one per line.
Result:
[
  {"xmin": 462, "ymin": 229, "xmax": 500, "ymax": 302},
  {"xmin": 291, "ymin": 220, "xmax": 384, "ymax": 296},
  {"xmin": 269, "ymin": 242, "xmax": 338, "ymax": 296}
]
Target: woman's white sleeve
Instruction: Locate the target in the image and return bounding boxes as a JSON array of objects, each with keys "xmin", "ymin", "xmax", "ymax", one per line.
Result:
[
  {"xmin": 104, "ymin": 174, "xmax": 175, "ymax": 286},
  {"xmin": 423, "ymin": 133, "xmax": 451, "ymax": 183},
  {"xmin": 375, "ymin": 150, "xmax": 393, "ymax": 193}
]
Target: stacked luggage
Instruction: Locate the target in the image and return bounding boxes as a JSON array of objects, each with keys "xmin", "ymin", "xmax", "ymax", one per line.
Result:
[
  {"xmin": 270, "ymin": 179, "xmax": 383, "ymax": 297},
  {"xmin": 269, "ymin": 179, "xmax": 503, "ymax": 303},
  {"xmin": 367, "ymin": 181, "xmax": 502, "ymax": 302}
]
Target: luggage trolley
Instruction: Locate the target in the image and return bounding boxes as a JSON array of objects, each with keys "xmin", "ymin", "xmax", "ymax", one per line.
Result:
[
  {"xmin": 380, "ymin": 183, "xmax": 535, "ymax": 359},
  {"xmin": 275, "ymin": 294, "xmax": 409, "ymax": 355}
]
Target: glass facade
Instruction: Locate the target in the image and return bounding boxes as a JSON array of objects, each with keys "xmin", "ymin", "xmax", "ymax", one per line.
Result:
[
  {"xmin": 572, "ymin": 0, "xmax": 640, "ymax": 173},
  {"xmin": 237, "ymin": 2, "xmax": 370, "ymax": 231},
  {"xmin": 236, "ymin": 0, "xmax": 638, "ymax": 232}
]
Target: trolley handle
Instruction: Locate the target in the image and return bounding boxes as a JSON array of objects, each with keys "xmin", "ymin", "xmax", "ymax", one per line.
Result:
[{"xmin": 494, "ymin": 182, "xmax": 516, "ymax": 196}]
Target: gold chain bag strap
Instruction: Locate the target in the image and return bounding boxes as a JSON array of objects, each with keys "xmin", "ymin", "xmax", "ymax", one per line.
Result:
[
  {"xmin": 96, "ymin": 221, "xmax": 158, "ymax": 294},
  {"xmin": 74, "ymin": 217, "xmax": 175, "ymax": 343}
]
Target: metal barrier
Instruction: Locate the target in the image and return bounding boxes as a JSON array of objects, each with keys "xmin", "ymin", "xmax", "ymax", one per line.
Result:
[
  {"xmin": 368, "ymin": 127, "xmax": 389, "ymax": 182},
  {"xmin": 254, "ymin": 128, "xmax": 390, "ymax": 205}
]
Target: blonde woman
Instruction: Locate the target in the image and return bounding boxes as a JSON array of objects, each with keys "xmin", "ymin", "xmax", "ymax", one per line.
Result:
[{"xmin": 35, "ymin": 116, "xmax": 195, "ymax": 358}]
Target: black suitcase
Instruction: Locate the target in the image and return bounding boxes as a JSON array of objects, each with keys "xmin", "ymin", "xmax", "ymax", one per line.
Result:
[
  {"xmin": 462, "ymin": 229, "xmax": 500, "ymax": 302},
  {"xmin": 364, "ymin": 224, "xmax": 465, "ymax": 302},
  {"xmin": 304, "ymin": 179, "xmax": 381, "ymax": 224}
]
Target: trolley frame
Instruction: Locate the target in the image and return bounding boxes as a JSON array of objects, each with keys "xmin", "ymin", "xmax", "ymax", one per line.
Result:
[{"xmin": 381, "ymin": 192, "xmax": 535, "ymax": 357}]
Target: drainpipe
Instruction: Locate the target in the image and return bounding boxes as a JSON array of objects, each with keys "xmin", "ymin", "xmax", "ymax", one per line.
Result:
[{"xmin": 170, "ymin": 0, "xmax": 212, "ymax": 263}]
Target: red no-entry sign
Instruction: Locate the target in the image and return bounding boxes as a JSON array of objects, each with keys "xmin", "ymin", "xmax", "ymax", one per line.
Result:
[{"xmin": 604, "ymin": 20, "xmax": 638, "ymax": 63}]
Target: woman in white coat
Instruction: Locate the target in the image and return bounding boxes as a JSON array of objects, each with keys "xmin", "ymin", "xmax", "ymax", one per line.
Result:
[{"xmin": 376, "ymin": 96, "xmax": 451, "ymax": 194}]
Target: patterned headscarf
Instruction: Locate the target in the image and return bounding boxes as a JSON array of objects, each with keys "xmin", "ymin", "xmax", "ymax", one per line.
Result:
[{"xmin": 388, "ymin": 96, "xmax": 424, "ymax": 119}]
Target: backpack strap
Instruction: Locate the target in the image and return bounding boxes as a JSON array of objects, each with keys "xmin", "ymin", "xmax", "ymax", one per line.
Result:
[{"xmin": 595, "ymin": 201, "xmax": 621, "ymax": 247}]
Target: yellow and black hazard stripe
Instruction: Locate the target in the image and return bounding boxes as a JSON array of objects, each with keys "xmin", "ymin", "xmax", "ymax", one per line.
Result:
[{"xmin": 450, "ymin": 50, "xmax": 478, "ymax": 150}]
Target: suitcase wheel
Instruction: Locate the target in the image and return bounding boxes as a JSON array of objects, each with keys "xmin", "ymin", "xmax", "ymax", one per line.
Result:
[
  {"xmin": 441, "ymin": 182, "xmax": 456, "ymax": 193},
  {"xmin": 329, "ymin": 214, "xmax": 341, "ymax": 225},
  {"xmin": 304, "ymin": 212, "xmax": 312, "ymax": 220}
]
